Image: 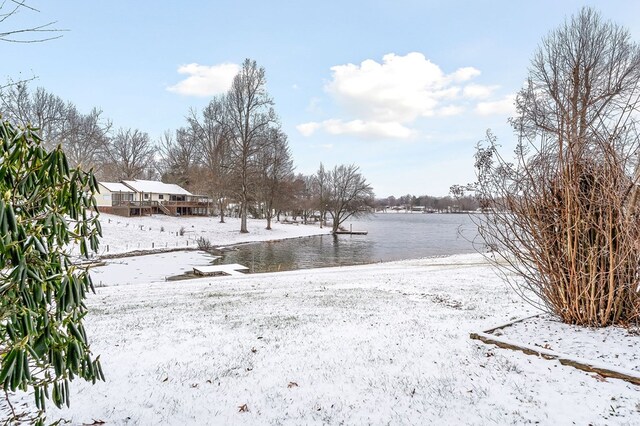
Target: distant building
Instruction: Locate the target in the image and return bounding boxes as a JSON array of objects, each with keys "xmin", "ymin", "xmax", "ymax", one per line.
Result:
[{"xmin": 96, "ymin": 179, "xmax": 212, "ymax": 217}]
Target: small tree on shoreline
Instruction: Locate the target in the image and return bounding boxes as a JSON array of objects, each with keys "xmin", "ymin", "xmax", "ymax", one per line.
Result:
[{"xmin": 315, "ymin": 163, "xmax": 374, "ymax": 233}]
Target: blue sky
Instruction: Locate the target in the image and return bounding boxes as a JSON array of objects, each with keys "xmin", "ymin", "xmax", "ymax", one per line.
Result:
[{"xmin": 3, "ymin": 1, "xmax": 640, "ymax": 196}]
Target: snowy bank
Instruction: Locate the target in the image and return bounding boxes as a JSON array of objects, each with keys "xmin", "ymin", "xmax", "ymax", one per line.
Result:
[
  {"xmin": 91, "ymin": 213, "xmax": 328, "ymax": 256},
  {"xmin": 28, "ymin": 254, "xmax": 640, "ymax": 425}
]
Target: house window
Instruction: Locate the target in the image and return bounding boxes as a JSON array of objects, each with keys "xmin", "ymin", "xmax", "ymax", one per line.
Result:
[
  {"xmin": 158, "ymin": 194, "xmax": 164, "ymax": 200},
  {"xmin": 144, "ymin": 193, "xmax": 149, "ymax": 199}
]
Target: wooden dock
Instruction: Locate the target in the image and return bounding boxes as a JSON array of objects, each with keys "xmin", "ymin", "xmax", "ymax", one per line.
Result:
[
  {"xmin": 333, "ymin": 224, "xmax": 368, "ymax": 235},
  {"xmin": 333, "ymin": 230, "xmax": 368, "ymax": 235},
  {"xmin": 193, "ymin": 263, "xmax": 249, "ymax": 277}
]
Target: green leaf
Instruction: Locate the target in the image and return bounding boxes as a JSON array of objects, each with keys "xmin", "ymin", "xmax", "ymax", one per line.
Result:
[{"xmin": 0, "ymin": 118, "xmax": 103, "ymax": 412}]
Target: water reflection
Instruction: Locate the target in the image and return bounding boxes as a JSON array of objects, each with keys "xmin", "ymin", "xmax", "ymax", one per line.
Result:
[
  {"xmin": 219, "ymin": 233, "xmax": 375, "ymax": 273},
  {"xmin": 215, "ymin": 213, "xmax": 477, "ymax": 273}
]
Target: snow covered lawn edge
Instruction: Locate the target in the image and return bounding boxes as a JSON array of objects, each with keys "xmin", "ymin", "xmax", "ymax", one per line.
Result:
[{"xmin": 471, "ymin": 322, "xmax": 640, "ymax": 386}]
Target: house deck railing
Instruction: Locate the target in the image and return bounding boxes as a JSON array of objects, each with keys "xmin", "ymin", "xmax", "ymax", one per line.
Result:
[{"xmin": 111, "ymin": 199, "xmax": 211, "ymax": 208}]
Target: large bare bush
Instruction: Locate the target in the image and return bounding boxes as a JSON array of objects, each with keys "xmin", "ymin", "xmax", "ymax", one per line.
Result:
[{"xmin": 473, "ymin": 8, "xmax": 640, "ymax": 326}]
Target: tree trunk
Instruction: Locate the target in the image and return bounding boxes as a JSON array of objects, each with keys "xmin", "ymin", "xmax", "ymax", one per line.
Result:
[
  {"xmin": 265, "ymin": 201, "xmax": 273, "ymax": 230},
  {"xmin": 218, "ymin": 199, "xmax": 225, "ymax": 223},
  {"xmin": 332, "ymin": 216, "xmax": 340, "ymax": 233},
  {"xmin": 240, "ymin": 200, "xmax": 248, "ymax": 233}
]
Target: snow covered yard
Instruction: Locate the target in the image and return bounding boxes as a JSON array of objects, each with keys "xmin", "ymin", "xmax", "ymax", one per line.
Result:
[
  {"xmin": 92, "ymin": 213, "xmax": 327, "ymax": 255},
  {"xmin": 36, "ymin": 254, "xmax": 640, "ymax": 425},
  {"xmin": 492, "ymin": 313, "xmax": 640, "ymax": 374}
]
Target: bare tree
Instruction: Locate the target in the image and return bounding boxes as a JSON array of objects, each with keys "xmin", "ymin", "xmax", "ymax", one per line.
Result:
[
  {"xmin": 313, "ymin": 163, "xmax": 329, "ymax": 228},
  {"xmin": 0, "ymin": 84, "xmax": 113, "ymax": 175},
  {"xmin": 224, "ymin": 58, "xmax": 277, "ymax": 233},
  {"xmin": 0, "ymin": 1, "xmax": 64, "ymax": 43},
  {"xmin": 289, "ymin": 173, "xmax": 314, "ymax": 223},
  {"xmin": 256, "ymin": 126, "xmax": 294, "ymax": 230},
  {"xmin": 158, "ymin": 127, "xmax": 199, "ymax": 188},
  {"xmin": 473, "ymin": 7, "xmax": 640, "ymax": 326},
  {"xmin": 104, "ymin": 128, "xmax": 156, "ymax": 180},
  {"xmin": 189, "ymin": 101, "xmax": 234, "ymax": 222},
  {"xmin": 0, "ymin": 84, "xmax": 68, "ymax": 149},
  {"xmin": 319, "ymin": 164, "xmax": 374, "ymax": 233},
  {"xmin": 61, "ymin": 106, "xmax": 111, "ymax": 174}
]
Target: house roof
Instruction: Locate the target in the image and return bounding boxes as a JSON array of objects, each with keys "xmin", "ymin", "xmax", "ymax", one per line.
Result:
[
  {"xmin": 99, "ymin": 182, "xmax": 134, "ymax": 193},
  {"xmin": 121, "ymin": 179, "xmax": 193, "ymax": 196}
]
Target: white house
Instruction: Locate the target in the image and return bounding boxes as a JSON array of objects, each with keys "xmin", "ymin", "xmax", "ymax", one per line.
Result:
[
  {"xmin": 97, "ymin": 179, "xmax": 211, "ymax": 217},
  {"xmin": 96, "ymin": 182, "xmax": 135, "ymax": 208},
  {"xmin": 121, "ymin": 179, "xmax": 193, "ymax": 203}
]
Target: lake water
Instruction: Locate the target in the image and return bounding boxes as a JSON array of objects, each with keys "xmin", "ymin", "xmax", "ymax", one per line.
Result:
[
  {"xmin": 92, "ymin": 213, "xmax": 481, "ymax": 285},
  {"xmin": 217, "ymin": 213, "xmax": 480, "ymax": 273}
]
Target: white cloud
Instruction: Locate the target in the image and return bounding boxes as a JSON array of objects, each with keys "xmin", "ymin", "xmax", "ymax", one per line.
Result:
[
  {"xmin": 451, "ymin": 67, "xmax": 481, "ymax": 82},
  {"xmin": 297, "ymin": 52, "xmax": 499, "ymax": 140},
  {"xmin": 463, "ymin": 83, "xmax": 499, "ymax": 99},
  {"xmin": 437, "ymin": 105, "xmax": 465, "ymax": 116},
  {"xmin": 475, "ymin": 94, "xmax": 516, "ymax": 116},
  {"xmin": 298, "ymin": 52, "xmax": 513, "ymax": 140},
  {"xmin": 167, "ymin": 62, "xmax": 240, "ymax": 97},
  {"xmin": 297, "ymin": 119, "xmax": 413, "ymax": 139},
  {"xmin": 326, "ymin": 52, "xmax": 478, "ymax": 122},
  {"xmin": 296, "ymin": 122, "xmax": 321, "ymax": 137}
]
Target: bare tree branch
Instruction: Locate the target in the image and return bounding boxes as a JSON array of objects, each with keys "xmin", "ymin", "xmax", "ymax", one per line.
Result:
[
  {"xmin": 0, "ymin": 0, "xmax": 66, "ymax": 43},
  {"xmin": 471, "ymin": 7, "xmax": 640, "ymax": 327}
]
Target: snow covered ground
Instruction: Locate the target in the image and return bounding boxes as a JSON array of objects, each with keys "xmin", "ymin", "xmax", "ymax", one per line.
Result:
[
  {"xmin": 5, "ymin": 214, "xmax": 639, "ymax": 424},
  {"xmin": 22, "ymin": 254, "xmax": 638, "ymax": 425},
  {"xmin": 90, "ymin": 251, "xmax": 218, "ymax": 287},
  {"xmin": 90, "ymin": 213, "xmax": 328, "ymax": 256},
  {"xmin": 496, "ymin": 313, "xmax": 640, "ymax": 374}
]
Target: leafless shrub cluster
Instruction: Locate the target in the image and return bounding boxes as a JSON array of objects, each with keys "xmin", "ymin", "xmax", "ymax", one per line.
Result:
[
  {"xmin": 472, "ymin": 8, "xmax": 640, "ymax": 326},
  {"xmin": 196, "ymin": 236, "xmax": 213, "ymax": 252}
]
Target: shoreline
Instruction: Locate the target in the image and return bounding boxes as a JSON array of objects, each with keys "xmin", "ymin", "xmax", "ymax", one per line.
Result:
[
  {"xmin": 88, "ymin": 212, "xmax": 482, "ymax": 280},
  {"xmin": 89, "ymin": 213, "xmax": 329, "ymax": 257}
]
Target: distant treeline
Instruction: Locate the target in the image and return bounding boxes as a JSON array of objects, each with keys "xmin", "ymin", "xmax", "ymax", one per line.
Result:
[{"xmin": 374, "ymin": 194, "xmax": 479, "ymax": 212}]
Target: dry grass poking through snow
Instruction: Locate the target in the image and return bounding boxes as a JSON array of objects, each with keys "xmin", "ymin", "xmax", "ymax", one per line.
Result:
[{"xmin": 13, "ymin": 254, "xmax": 634, "ymax": 425}]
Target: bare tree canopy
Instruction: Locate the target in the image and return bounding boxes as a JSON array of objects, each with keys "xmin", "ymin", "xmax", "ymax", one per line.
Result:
[
  {"xmin": 0, "ymin": 84, "xmax": 68, "ymax": 149},
  {"xmin": 104, "ymin": 128, "xmax": 156, "ymax": 180},
  {"xmin": 169, "ymin": 71, "xmax": 296, "ymax": 227},
  {"xmin": 224, "ymin": 58, "xmax": 277, "ymax": 233},
  {"xmin": 188, "ymin": 100, "xmax": 234, "ymax": 222},
  {"xmin": 0, "ymin": 84, "xmax": 112, "ymax": 175},
  {"xmin": 0, "ymin": 1, "xmax": 64, "ymax": 43},
  {"xmin": 515, "ymin": 7, "xmax": 640, "ymax": 160},
  {"xmin": 158, "ymin": 127, "xmax": 199, "ymax": 188},
  {"xmin": 256, "ymin": 126, "xmax": 294, "ymax": 230},
  {"xmin": 317, "ymin": 163, "xmax": 374, "ymax": 233},
  {"xmin": 60, "ymin": 106, "xmax": 111, "ymax": 170},
  {"xmin": 473, "ymin": 7, "xmax": 640, "ymax": 327}
]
